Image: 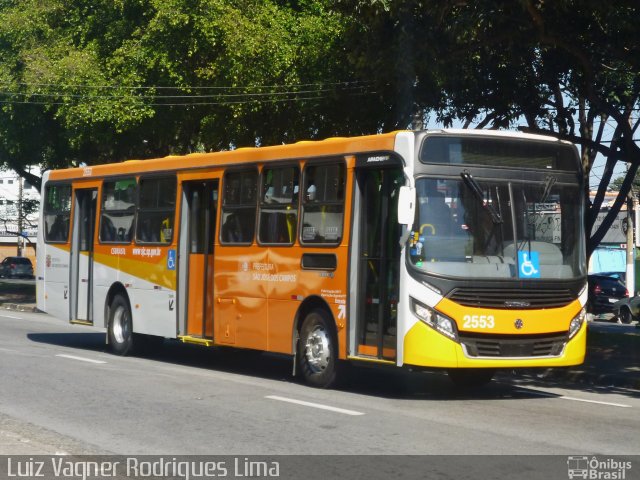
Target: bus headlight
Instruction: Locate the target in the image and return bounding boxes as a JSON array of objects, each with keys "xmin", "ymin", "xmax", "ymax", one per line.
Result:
[
  {"xmin": 411, "ymin": 298, "xmax": 458, "ymax": 341},
  {"xmin": 569, "ymin": 308, "xmax": 586, "ymax": 339}
]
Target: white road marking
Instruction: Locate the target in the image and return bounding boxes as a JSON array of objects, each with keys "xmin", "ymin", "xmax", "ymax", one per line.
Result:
[
  {"xmin": 55, "ymin": 354, "xmax": 107, "ymax": 364},
  {"xmin": 266, "ymin": 395, "xmax": 365, "ymax": 416},
  {"xmin": 0, "ymin": 314, "xmax": 22, "ymax": 320},
  {"xmin": 517, "ymin": 388, "xmax": 632, "ymax": 408}
]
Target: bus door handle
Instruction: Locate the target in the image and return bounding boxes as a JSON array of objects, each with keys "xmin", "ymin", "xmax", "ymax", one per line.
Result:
[{"xmin": 217, "ymin": 297, "xmax": 236, "ymax": 304}]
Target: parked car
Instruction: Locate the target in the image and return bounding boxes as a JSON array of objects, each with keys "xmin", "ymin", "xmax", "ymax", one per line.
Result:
[
  {"xmin": 0, "ymin": 256, "xmax": 34, "ymax": 279},
  {"xmin": 612, "ymin": 296, "xmax": 640, "ymax": 324},
  {"xmin": 587, "ymin": 273, "xmax": 628, "ymax": 315},
  {"xmin": 597, "ymin": 271, "xmax": 626, "ymax": 285}
]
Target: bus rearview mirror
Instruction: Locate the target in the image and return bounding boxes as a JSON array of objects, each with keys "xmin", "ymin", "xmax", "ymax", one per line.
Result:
[{"xmin": 397, "ymin": 186, "xmax": 415, "ymax": 225}]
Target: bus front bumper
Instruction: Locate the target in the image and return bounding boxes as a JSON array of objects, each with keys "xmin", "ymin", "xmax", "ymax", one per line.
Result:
[{"xmin": 402, "ymin": 319, "xmax": 586, "ymax": 369}]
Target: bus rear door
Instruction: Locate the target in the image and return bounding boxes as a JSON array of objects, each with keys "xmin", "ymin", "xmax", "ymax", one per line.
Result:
[{"xmin": 70, "ymin": 188, "xmax": 98, "ymax": 323}]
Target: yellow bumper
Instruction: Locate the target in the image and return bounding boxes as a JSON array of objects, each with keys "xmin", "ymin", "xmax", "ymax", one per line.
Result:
[{"xmin": 403, "ymin": 318, "xmax": 586, "ymax": 369}]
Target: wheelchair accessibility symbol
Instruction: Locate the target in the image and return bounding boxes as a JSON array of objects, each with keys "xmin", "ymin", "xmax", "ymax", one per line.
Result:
[
  {"xmin": 518, "ymin": 251, "xmax": 540, "ymax": 279},
  {"xmin": 167, "ymin": 249, "xmax": 176, "ymax": 271}
]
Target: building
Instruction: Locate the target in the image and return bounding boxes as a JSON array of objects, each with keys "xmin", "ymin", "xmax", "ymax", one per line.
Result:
[{"xmin": 0, "ymin": 167, "xmax": 40, "ymax": 266}]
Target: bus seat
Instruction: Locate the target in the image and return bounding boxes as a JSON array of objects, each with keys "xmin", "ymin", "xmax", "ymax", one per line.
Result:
[{"xmin": 222, "ymin": 214, "xmax": 243, "ymax": 243}]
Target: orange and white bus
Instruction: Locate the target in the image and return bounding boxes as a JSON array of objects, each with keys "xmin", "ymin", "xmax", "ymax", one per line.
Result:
[{"xmin": 36, "ymin": 130, "xmax": 587, "ymax": 387}]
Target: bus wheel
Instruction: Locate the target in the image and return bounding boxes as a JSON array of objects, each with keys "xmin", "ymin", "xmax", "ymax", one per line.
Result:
[
  {"xmin": 447, "ymin": 368, "xmax": 495, "ymax": 388},
  {"xmin": 108, "ymin": 294, "xmax": 134, "ymax": 356},
  {"xmin": 297, "ymin": 309, "xmax": 337, "ymax": 388}
]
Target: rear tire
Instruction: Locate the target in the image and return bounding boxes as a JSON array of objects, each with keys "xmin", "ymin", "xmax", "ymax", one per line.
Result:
[
  {"xmin": 619, "ymin": 307, "xmax": 633, "ymax": 324},
  {"xmin": 447, "ymin": 368, "xmax": 495, "ymax": 388},
  {"xmin": 297, "ymin": 309, "xmax": 338, "ymax": 388},
  {"xmin": 108, "ymin": 294, "xmax": 135, "ymax": 356}
]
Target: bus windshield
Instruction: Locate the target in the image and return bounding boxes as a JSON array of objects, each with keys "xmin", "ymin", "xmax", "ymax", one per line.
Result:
[{"xmin": 407, "ymin": 176, "xmax": 585, "ymax": 280}]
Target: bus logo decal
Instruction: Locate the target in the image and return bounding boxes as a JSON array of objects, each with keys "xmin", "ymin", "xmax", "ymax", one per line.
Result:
[{"xmin": 518, "ymin": 251, "xmax": 540, "ymax": 279}]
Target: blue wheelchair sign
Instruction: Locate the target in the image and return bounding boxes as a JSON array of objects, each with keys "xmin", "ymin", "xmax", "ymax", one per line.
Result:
[
  {"xmin": 167, "ymin": 249, "xmax": 176, "ymax": 270},
  {"xmin": 518, "ymin": 251, "xmax": 540, "ymax": 279}
]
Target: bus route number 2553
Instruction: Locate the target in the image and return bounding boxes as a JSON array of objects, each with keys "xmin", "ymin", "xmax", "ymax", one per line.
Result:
[{"xmin": 462, "ymin": 314, "xmax": 495, "ymax": 329}]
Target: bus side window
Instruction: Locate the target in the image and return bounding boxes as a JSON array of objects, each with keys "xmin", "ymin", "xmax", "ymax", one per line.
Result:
[
  {"xmin": 43, "ymin": 184, "xmax": 72, "ymax": 243},
  {"xmin": 136, "ymin": 176, "xmax": 176, "ymax": 245},
  {"xmin": 301, "ymin": 162, "xmax": 345, "ymax": 245},
  {"xmin": 258, "ymin": 165, "xmax": 299, "ymax": 245},
  {"xmin": 220, "ymin": 169, "xmax": 257, "ymax": 245},
  {"xmin": 100, "ymin": 178, "xmax": 136, "ymax": 243}
]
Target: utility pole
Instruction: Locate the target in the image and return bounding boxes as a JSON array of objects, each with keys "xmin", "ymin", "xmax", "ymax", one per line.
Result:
[
  {"xmin": 625, "ymin": 112, "xmax": 637, "ymax": 296},
  {"xmin": 17, "ymin": 174, "xmax": 23, "ymax": 257}
]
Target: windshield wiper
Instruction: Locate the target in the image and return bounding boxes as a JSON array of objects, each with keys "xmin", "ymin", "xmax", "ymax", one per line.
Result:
[
  {"xmin": 540, "ymin": 175, "xmax": 557, "ymax": 203},
  {"xmin": 460, "ymin": 171, "xmax": 502, "ymax": 224}
]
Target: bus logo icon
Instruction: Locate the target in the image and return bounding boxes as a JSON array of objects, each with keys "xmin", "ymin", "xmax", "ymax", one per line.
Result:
[
  {"xmin": 167, "ymin": 249, "xmax": 176, "ymax": 270},
  {"xmin": 518, "ymin": 251, "xmax": 540, "ymax": 278},
  {"xmin": 567, "ymin": 456, "xmax": 589, "ymax": 479}
]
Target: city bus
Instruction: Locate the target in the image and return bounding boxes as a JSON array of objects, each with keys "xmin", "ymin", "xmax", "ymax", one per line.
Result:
[{"xmin": 36, "ymin": 129, "xmax": 587, "ymax": 388}]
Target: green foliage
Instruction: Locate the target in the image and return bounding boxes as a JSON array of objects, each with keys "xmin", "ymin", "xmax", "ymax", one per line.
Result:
[
  {"xmin": 0, "ymin": 0, "xmax": 380, "ymax": 187},
  {"xmin": 0, "ymin": 0, "xmax": 639, "ymax": 255},
  {"xmin": 340, "ymin": 0, "xmax": 640, "ymax": 254}
]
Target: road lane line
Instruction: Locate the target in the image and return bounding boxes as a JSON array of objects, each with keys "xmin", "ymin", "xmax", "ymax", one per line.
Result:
[
  {"xmin": 266, "ymin": 395, "xmax": 365, "ymax": 416},
  {"xmin": 516, "ymin": 388, "xmax": 632, "ymax": 408},
  {"xmin": 56, "ymin": 354, "xmax": 107, "ymax": 364},
  {"xmin": 0, "ymin": 314, "xmax": 22, "ymax": 319}
]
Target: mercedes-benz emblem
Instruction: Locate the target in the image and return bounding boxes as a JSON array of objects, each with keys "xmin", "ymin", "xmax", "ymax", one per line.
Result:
[{"xmin": 514, "ymin": 319, "xmax": 524, "ymax": 329}]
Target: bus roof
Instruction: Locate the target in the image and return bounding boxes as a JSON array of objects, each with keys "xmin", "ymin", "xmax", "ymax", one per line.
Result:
[{"xmin": 47, "ymin": 131, "xmax": 401, "ymax": 182}]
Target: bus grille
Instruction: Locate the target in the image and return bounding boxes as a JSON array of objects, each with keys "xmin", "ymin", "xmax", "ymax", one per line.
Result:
[
  {"xmin": 447, "ymin": 287, "xmax": 575, "ymax": 309},
  {"xmin": 459, "ymin": 333, "xmax": 567, "ymax": 358}
]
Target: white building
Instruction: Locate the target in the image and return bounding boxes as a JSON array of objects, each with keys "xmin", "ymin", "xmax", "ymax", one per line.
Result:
[{"xmin": 0, "ymin": 167, "xmax": 40, "ymax": 261}]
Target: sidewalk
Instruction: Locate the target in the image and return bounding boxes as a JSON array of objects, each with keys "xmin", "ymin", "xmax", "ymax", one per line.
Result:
[{"xmin": 0, "ymin": 413, "xmax": 105, "ymax": 455}]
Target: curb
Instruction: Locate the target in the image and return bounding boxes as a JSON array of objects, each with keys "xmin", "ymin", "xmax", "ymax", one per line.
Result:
[{"xmin": 0, "ymin": 303, "xmax": 39, "ymax": 313}]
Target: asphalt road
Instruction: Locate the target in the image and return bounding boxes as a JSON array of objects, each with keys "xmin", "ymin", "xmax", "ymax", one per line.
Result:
[{"xmin": 0, "ymin": 310, "xmax": 638, "ymax": 457}]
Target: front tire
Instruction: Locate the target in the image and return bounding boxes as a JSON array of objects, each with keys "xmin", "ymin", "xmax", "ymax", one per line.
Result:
[
  {"xmin": 297, "ymin": 309, "xmax": 338, "ymax": 388},
  {"xmin": 448, "ymin": 368, "xmax": 495, "ymax": 388},
  {"xmin": 108, "ymin": 294, "xmax": 135, "ymax": 355}
]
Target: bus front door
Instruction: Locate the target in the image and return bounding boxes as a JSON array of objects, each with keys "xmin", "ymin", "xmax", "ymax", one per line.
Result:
[
  {"xmin": 353, "ymin": 168, "xmax": 403, "ymax": 360},
  {"xmin": 70, "ymin": 188, "xmax": 97, "ymax": 323},
  {"xmin": 179, "ymin": 180, "xmax": 218, "ymax": 339}
]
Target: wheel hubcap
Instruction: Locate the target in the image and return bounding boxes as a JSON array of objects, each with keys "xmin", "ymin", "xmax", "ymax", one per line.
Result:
[
  {"xmin": 112, "ymin": 306, "xmax": 129, "ymax": 344},
  {"xmin": 304, "ymin": 325, "xmax": 331, "ymax": 373}
]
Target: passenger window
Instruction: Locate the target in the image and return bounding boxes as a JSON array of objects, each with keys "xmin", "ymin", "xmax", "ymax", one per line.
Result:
[
  {"xmin": 259, "ymin": 166, "xmax": 299, "ymax": 245},
  {"xmin": 100, "ymin": 178, "xmax": 136, "ymax": 243},
  {"xmin": 301, "ymin": 162, "xmax": 345, "ymax": 245},
  {"xmin": 220, "ymin": 170, "xmax": 257, "ymax": 244},
  {"xmin": 43, "ymin": 184, "xmax": 71, "ymax": 243},
  {"xmin": 136, "ymin": 176, "xmax": 176, "ymax": 244}
]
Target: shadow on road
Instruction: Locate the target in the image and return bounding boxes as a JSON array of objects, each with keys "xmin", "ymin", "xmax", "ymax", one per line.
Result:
[
  {"xmin": 27, "ymin": 332, "xmax": 105, "ymax": 351},
  {"xmin": 24, "ymin": 331, "xmax": 597, "ymax": 403}
]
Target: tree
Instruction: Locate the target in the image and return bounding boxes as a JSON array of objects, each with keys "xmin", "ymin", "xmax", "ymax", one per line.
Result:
[
  {"xmin": 0, "ymin": 0, "xmax": 376, "ymax": 190},
  {"xmin": 341, "ymin": 0, "xmax": 640, "ymax": 256},
  {"xmin": 611, "ymin": 173, "xmax": 640, "ymax": 194}
]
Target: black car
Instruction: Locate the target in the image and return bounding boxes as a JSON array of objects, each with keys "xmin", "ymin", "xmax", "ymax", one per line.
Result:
[
  {"xmin": 587, "ymin": 273, "xmax": 628, "ymax": 315},
  {"xmin": 0, "ymin": 256, "xmax": 34, "ymax": 279}
]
